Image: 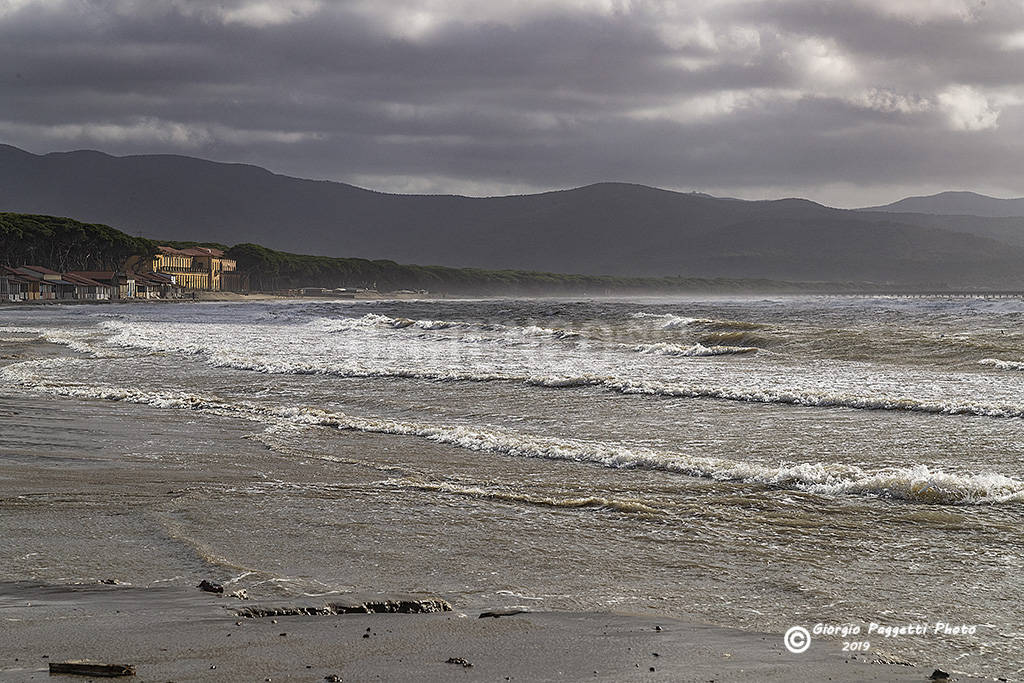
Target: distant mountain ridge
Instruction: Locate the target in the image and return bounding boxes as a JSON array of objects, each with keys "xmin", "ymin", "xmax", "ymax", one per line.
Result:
[
  {"xmin": 3, "ymin": 144, "xmax": 1024, "ymax": 286},
  {"xmin": 862, "ymin": 191, "xmax": 1024, "ymax": 218}
]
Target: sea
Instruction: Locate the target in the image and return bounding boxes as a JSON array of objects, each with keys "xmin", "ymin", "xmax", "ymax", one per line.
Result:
[{"xmin": 1, "ymin": 295, "xmax": 1023, "ymax": 677}]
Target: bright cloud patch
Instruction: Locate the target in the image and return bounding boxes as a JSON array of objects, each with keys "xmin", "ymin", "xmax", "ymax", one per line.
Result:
[
  {"xmin": 0, "ymin": 119, "xmax": 322, "ymax": 148},
  {"xmin": 219, "ymin": 0, "xmax": 323, "ymax": 27},
  {"xmin": 938, "ymin": 85, "xmax": 1000, "ymax": 131}
]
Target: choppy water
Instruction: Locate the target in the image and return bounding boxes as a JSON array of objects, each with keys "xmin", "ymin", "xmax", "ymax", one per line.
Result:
[{"xmin": 2, "ymin": 296, "xmax": 1023, "ymax": 677}]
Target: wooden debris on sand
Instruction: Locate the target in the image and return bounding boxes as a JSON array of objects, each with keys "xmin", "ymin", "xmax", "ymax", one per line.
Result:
[{"xmin": 48, "ymin": 660, "xmax": 136, "ymax": 677}]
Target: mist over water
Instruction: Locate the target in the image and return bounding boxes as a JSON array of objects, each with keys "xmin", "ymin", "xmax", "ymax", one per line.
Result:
[{"xmin": 2, "ymin": 295, "xmax": 1023, "ymax": 677}]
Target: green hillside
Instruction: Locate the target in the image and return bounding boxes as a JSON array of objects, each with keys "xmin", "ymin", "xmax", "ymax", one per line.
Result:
[{"xmin": 0, "ymin": 211, "xmax": 859, "ymax": 294}]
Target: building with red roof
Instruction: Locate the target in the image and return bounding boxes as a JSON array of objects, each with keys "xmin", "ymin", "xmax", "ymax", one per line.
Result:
[{"xmin": 150, "ymin": 245, "xmax": 238, "ymax": 291}]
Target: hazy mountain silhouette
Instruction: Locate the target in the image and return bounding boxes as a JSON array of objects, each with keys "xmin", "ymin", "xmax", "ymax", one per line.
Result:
[
  {"xmin": 863, "ymin": 191, "xmax": 1024, "ymax": 218},
  {"xmin": 3, "ymin": 144, "xmax": 1024, "ymax": 285}
]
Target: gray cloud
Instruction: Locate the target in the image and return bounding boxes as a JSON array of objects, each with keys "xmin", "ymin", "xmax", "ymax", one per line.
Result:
[{"xmin": 1, "ymin": 0, "xmax": 1022, "ymax": 206}]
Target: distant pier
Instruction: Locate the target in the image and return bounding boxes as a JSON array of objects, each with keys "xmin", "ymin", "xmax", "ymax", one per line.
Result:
[{"xmin": 841, "ymin": 291, "xmax": 1024, "ymax": 299}]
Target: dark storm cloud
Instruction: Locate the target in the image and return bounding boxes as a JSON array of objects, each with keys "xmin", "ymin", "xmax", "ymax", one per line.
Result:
[{"xmin": 1, "ymin": 0, "xmax": 1022, "ymax": 205}]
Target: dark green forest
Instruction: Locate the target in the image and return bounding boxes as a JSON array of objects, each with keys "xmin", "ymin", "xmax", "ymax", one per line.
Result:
[
  {"xmin": 0, "ymin": 211, "xmax": 851, "ymax": 294},
  {"xmin": 224, "ymin": 242, "xmax": 791, "ymax": 294},
  {"xmin": 0, "ymin": 213, "xmax": 157, "ymax": 272}
]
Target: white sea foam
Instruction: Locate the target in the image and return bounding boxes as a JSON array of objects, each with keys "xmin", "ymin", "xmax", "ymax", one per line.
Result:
[
  {"xmin": 979, "ymin": 358, "xmax": 1024, "ymax": 371},
  {"xmin": 3, "ymin": 362, "xmax": 1021, "ymax": 506},
  {"xmin": 632, "ymin": 312, "xmax": 702, "ymax": 328},
  {"xmin": 633, "ymin": 342, "xmax": 757, "ymax": 357},
  {"xmin": 62, "ymin": 319, "xmax": 1024, "ymax": 419},
  {"xmin": 606, "ymin": 378, "xmax": 1024, "ymax": 418},
  {"xmin": 520, "ymin": 325, "xmax": 580, "ymax": 339},
  {"xmin": 259, "ymin": 314, "xmax": 578, "ymax": 340},
  {"xmin": 27, "ymin": 316, "xmax": 1024, "ymax": 422},
  {"xmin": 631, "ymin": 312, "xmax": 770, "ymax": 331},
  {"xmin": 0, "ymin": 326, "xmax": 50, "ymax": 337},
  {"xmin": 307, "ymin": 314, "xmax": 466, "ymax": 332}
]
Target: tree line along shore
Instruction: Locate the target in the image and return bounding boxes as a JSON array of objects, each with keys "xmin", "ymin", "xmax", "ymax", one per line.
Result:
[{"xmin": 1, "ymin": 211, "xmax": 888, "ymax": 298}]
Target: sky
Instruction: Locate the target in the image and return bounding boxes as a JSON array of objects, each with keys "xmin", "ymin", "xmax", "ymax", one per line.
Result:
[{"xmin": 1, "ymin": 0, "xmax": 1023, "ymax": 207}]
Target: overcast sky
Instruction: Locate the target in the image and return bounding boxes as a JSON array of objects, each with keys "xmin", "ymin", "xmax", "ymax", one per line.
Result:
[{"xmin": 2, "ymin": 0, "xmax": 1023, "ymax": 206}]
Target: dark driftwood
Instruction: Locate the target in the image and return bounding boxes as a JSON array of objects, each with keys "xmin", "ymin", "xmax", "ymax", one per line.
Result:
[
  {"xmin": 479, "ymin": 608, "xmax": 528, "ymax": 618},
  {"xmin": 48, "ymin": 660, "xmax": 136, "ymax": 677}
]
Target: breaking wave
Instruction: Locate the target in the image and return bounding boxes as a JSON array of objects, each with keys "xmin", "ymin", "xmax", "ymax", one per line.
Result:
[
  {"xmin": 608, "ymin": 379, "xmax": 1024, "ymax": 419},
  {"xmin": 979, "ymin": 358, "xmax": 1024, "ymax": 371},
  {"xmin": 632, "ymin": 312, "xmax": 702, "ymax": 328},
  {"xmin": 231, "ymin": 314, "xmax": 581, "ymax": 341},
  {"xmin": 308, "ymin": 314, "xmax": 466, "ymax": 332},
  {"xmin": 16, "ymin": 314, "xmax": 1024, "ymax": 426},
  {"xmin": 14, "ymin": 320, "xmax": 1024, "ymax": 420},
  {"xmin": 632, "ymin": 342, "xmax": 758, "ymax": 357},
  {"xmin": 2, "ymin": 361, "xmax": 1021, "ymax": 506},
  {"xmin": 84, "ymin": 349, "xmax": 1024, "ymax": 420},
  {"xmin": 521, "ymin": 325, "xmax": 580, "ymax": 339},
  {"xmin": 632, "ymin": 313, "xmax": 769, "ymax": 332}
]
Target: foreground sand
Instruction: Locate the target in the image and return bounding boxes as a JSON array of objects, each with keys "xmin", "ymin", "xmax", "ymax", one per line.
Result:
[{"xmin": 0, "ymin": 582, "xmax": 979, "ymax": 682}]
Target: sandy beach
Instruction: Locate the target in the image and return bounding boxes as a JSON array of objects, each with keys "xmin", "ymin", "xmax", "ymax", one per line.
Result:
[{"xmin": 3, "ymin": 580, "xmax": 977, "ymax": 682}]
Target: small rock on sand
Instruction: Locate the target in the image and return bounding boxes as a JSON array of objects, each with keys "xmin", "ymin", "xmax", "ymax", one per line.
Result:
[{"xmin": 196, "ymin": 580, "xmax": 223, "ymax": 594}]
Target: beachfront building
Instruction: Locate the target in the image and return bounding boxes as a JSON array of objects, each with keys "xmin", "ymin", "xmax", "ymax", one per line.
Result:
[
  {"xmin": 134, "ymin": 272, "xmax": 178, "ymax": 299},
  {"xmin": 70, "ymin": 272, "xmax": 137, "ymax": 300},
  {"xmin": 150, "ymin": 246, "xmax": 238, "ymax": 291},
  {"xmin": 0, "ymin": 263, "xmax": 195, "ymax": 302},
  {"xmin": 0, "ymin": 266, "xmax": 187, "ymax": 302},
  {"xmin": 16, "ymin": 266, "xmax": 79, "ymax": 300},
  {"xmin": 0, "ymin": 268, "xmax": 29, "ymax": 301},
  {"xmin": 62, "ymin": 273, "xmax": 113, "ymax": 301},
  {"xmin": 7, "ymin": 267, "xmax": 54, "ymax": 300}
]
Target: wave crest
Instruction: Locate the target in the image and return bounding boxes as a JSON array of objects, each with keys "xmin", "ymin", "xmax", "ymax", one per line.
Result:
[
  {"xmin": 979, "ymin": 358, "xmax": 1024, "ymax": 371},
  {"xmin": 633, "ymin": 342, "xmax": 757, "ymax": 357},
  {"xmin": 632, "ymin": 312, "xmax": 701, "ymax": 328},
  {"xmin": 308, "ymin": 314, "xmax": 466, "ymax": 332}
]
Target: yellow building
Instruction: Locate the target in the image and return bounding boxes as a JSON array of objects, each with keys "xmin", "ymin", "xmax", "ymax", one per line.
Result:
[{"xmin": 151, "ymin": 246, "xmax": 237, "ymax": 291}]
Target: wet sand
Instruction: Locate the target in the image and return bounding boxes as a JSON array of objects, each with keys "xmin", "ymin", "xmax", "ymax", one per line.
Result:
[{"xmin": 0, "ymin": 581, "xmax": 975, "ymax": 682}]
